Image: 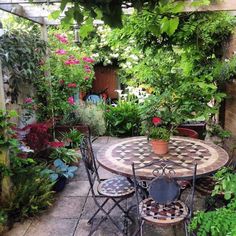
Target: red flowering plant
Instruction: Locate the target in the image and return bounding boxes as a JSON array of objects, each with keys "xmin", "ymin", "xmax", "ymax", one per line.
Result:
[{"xmin": 140, "ymin": 95, "xmax": 183, "ymax": 141}]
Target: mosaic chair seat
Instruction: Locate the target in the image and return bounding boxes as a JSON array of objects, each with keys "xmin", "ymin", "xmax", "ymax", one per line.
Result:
[
  {"xmin": 80, "ymin": 136, "xmax": 134, "ymax": 236},
  {"xmin": 132, "ymin": 160, "xmax": 197, "ymax": 236}
]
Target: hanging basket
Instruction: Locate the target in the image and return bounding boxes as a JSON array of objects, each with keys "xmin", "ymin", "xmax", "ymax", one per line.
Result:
[{"xmin": 150, "ymin": 139, "xmax": 169, "ymax": 155}]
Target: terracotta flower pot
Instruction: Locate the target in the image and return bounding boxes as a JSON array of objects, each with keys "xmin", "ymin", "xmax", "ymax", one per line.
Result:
[{"xmin": 151, "ymin": 139, "xmax": 169, "ymax": 155}]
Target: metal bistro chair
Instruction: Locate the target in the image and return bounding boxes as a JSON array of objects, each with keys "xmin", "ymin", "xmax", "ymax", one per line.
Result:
[
  {"xmin": 132, "ymin": 160, "xmax": 197, "ymax": 236},
  {"xmin": 80, "ymin": 136, "xmax": 135, "ymax": 235}
]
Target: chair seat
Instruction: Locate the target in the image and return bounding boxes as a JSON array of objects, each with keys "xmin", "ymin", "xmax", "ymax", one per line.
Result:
[
  {"xmin": 97, "ymin": 176, "xmax": 134, "ymax": 197},
  {"xmin": 139, "ymin": 198, "xmax": 189, "ymax": 226}
]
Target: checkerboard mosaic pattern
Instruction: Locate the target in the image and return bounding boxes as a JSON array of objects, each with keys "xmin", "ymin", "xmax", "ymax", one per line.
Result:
[
  {"xmin": 139, "ymin": 198, "xmax": 188, "ymax": 225},
  {"xmin": 97, "ymin": 136, "xmax": 229, "ymax": 179},
  {"xmin": 98, "ymin": 176, "xmax": 134, "ymax": 197}
]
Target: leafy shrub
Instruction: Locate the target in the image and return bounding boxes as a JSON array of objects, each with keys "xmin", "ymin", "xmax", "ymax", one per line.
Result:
[
  {"xmin": 24, "ymin": 122, "xmax": 52, "ymax": 152},
  {"xmin": 5, "ymin": 164, "xmax": 55, "ymax": 221},
  {"xmin": 76, "ymin": 103, "xmax": 106, "ymax": 136},
  {"xmin": 191, "ymin": 168, "xmax": 236, "ymax": 236},
  {"xmin": 49, "ymin": 148, "xmax": 80, "ymax": 164},
  {"xmin": 0, "ymin": 210, "xmax": 7, "ymax": 234},
  {"xmin": 105, "ymin": 101, "xmax": 141, "ymax": 137}
]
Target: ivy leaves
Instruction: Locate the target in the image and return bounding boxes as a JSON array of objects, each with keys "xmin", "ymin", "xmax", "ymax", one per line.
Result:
[{"xmin": 0, "ymin": 28, "xmax": 46, "ymax": 103}]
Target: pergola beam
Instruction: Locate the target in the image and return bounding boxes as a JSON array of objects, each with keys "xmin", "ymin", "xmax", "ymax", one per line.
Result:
[
  {"xmin": 185, "ymin": 0, "xmax": 236, "ymax": 12},
  {"xmin": 0, "ymin": 4, "xmax": 45, "ymax": 24}
]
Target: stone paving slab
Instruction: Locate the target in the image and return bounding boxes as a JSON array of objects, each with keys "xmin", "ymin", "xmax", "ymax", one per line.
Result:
[
  {"xmin": 3, "ymin": 219, "xmax": 32, "ymax": 236},
  {"xmin": 24, "ymin": 216, "xmax": 78, "ymax": 236},
  {"xmin": 46, "ymin": 196, "xmax": 86, "ymax": 219},
  {"xmin": 60, "ymin": 180, "xmax": 90, "ymax": 197}
]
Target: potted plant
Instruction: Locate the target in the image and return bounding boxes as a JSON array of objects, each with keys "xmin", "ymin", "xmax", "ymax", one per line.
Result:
[
  {"xmin": 42, "ymin": 159, "xmax": 78, "ymax": 192},
  {"xmin": 147, "ymin": 116, "xmax": 172, "ymax": 155}
]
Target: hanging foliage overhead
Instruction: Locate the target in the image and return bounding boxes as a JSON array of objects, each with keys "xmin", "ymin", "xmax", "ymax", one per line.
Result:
[{"xmin": 56, "ymin": 0, "xmax": 214, "ymax": 27}]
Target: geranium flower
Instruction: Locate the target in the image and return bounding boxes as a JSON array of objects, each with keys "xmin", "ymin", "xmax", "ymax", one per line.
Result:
[
  {"xmin": 24, "ymin": 97, "xmax": 33, "ymax": 104},
  {"xmin": 68, "ymin": 83, "xmax": 77, "ymax": 88},
  {"xmin": 152, "ymin": 117, "xmax": 162, "ymax": 126},
  {"xmin": 55, "ymin": 49, "xmax": 67, "ymax": 55},
  {"xmin": 68, "ymin": 96, "xmax": 75, "ymax": 105},
  {"xmin": 82, "ymin": 57, "xmax": 95, "ymax": 63},
  {"xmin": 48, "ymin": 141, "xmax": 65, "ymax": 148},
  {"xmin": 55, "ymin": 34, "xmax": 68, "ymax": 44}
]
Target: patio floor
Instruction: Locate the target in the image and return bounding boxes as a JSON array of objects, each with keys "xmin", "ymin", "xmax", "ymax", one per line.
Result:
[{"xmin": 4, "ymin": 137, "xmax": 206, "ymax": 236}]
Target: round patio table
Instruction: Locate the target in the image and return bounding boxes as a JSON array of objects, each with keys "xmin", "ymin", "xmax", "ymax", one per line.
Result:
[{"xmin": 97, "ymin": 136, "xmax": 229, "ymax": 180}]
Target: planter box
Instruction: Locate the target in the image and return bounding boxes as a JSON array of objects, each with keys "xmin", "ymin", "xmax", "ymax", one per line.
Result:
[{"xmin": 179, "ymin": 121, "xmax": 206, "ymax": 140}]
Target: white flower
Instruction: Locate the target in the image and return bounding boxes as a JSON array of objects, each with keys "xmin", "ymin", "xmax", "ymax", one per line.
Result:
[{"xmin": 129, "ymin": 54, "xmax": 139, "ymax": 61}]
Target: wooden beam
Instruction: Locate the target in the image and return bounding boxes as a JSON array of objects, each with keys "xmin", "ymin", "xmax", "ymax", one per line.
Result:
[
  {"xmin": 185, "ymin": 0, "xmax": 236, "ymax": 12},
  {"xmin": 0, "ymin": 4, "xmax": 45, "ymax": 24},
  {"xmin": 0, "ymin": 61, "xmax": 11, "ymax": 202}
]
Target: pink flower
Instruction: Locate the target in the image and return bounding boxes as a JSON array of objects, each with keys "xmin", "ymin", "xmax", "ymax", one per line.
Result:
[
  {"xmin": 68, "ymin": 83, "xmax": 77, "ymax": 88},
  {"xmin": 68, "ymin": 96, "xmax": 75, "ymax": 105},
  {"xmin": 152, "ymin": 117, "xmax": 162, "ymax": 126},
  {"xmin": 64, "ymin": 58, "xmax": 80, "ymax": 65},
  {"xmin": 85, "ymin": 68, "xmax": 91, "ymax": 73},
  {"xmin": 55, "ymin": 34, "xmax": 68, "ymax": 44},
  {"xmin": 84, "ymin": 76, "xmax": 89, "ymax": 80},
  {"xmin": 24, "ymin": 97, "xmax": 33, "ymax": 104},
  {"xmin": 48, "ymin": 141, "xmax": 65, "ymax": 148},
  {"xmin": 83, "ymin": 57, "xmax": 95, "ymax": 63},
  {"xmin": 55, "ymin": 49, "xmax": 67, "ymax": 55},
  {"xmin": 84, "ymin": 65, "xmax": 90, "ymax": 69}
]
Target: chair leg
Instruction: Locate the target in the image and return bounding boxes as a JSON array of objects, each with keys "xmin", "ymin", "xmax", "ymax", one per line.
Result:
[
  {"xmin": 91, "ymin": 198, "xmax": 125, "ymax": 235},
  {"xmin": 88, "ymin": 198, "xmax": 109, "ymax": 224},
  {"xmin": 111, "ymin": 198, "xmax": 134, "ymax": 222},
  {"xmin": 89, "ymin": 216, "xmax": 107, "ymax": 236},
  {"xmin": 184, "ymin": 221, "xmax": 189, "ymax": 236}
]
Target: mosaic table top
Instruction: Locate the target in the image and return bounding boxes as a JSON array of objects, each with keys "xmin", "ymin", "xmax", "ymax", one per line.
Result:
[{"xmin": 97, "ymin": 136, "xmax": 229, "ymax": 180}]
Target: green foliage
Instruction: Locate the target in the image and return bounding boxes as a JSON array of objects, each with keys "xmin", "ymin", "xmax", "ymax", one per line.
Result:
[
  {"xmin": 61, "ymin": 128, "xmax": 84, "ymax": 148},
  {"xmin": 4, "ymin": 164, "xmax": 54, "ymax": 221},
  {"xmin": 212, "ymin": 168, "xmax": 236, "ymax": 200},
  {"xmin": 75, "ymin": 103, "xmax": 106, "ymax": 136},
  {"xmin": 0, "ymin": 110, "xmax": 18, "ymax": 148},
  {"xmin": 33, "ymin": 76, "xmax": 77, "ymax": 121},
  {"xmin": 190, "ymin": 204, "xmax": 236, "ymax": 236},
  {"xmin": 208, "ymin": 124, "xmax": 231, "ymax": 140},
  {"xmin": 105, "ymin": 101, "xmax": 141, "ymax": 137},
  {"xmin": 42, "ymin": 159, "xmax": 78, "ymax": 181},
  {"xmin": 58, "ymin": 0, "xmax": 214, "ymax": 28},
  {"xmin": 148, "ymin": 127, "xmax": 171, "ymax": 141},
  {"xmin": 0, "ymin": 25, "xmax": 46, "ymax": 103},
  {"xmin": 49, "ymin": 148, "xmax": 80, "ymax": 164},
  {"xmin": 191, "ymin": 168, "xmax": 236, "ymax": 236}
]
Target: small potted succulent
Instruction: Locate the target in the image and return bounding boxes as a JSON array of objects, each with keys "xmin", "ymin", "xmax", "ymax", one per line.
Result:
[{"xmin": 42, "ymin": 159, "xmax": 78, "ymax": 192}]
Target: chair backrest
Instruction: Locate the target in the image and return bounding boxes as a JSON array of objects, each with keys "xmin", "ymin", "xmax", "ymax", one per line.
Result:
[
  {"xmin": 80, "ymin": 136, "xmax": 100, "ymax": 192},
  {"xmin": 132, "ymin": 159, "xmax": 197, "ymax": 216}
]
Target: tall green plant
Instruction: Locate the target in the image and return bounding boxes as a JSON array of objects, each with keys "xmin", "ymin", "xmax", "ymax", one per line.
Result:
[
  {"xmin": 105, "ymin": 101, "xmax": 141, "ymax": 137},
  {"xmin": 0, "ymin": 25, "xmax": 46, "ymax": 103}
]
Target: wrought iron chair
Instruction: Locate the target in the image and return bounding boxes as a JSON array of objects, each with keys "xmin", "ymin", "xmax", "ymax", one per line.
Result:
[
  {"xmin": 80, "ymin": 136, "xmax": 135, "ymax": 235},
  {"xmin": 132, "ymin": 160, "xmax": 197, "ymax": 236}
]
